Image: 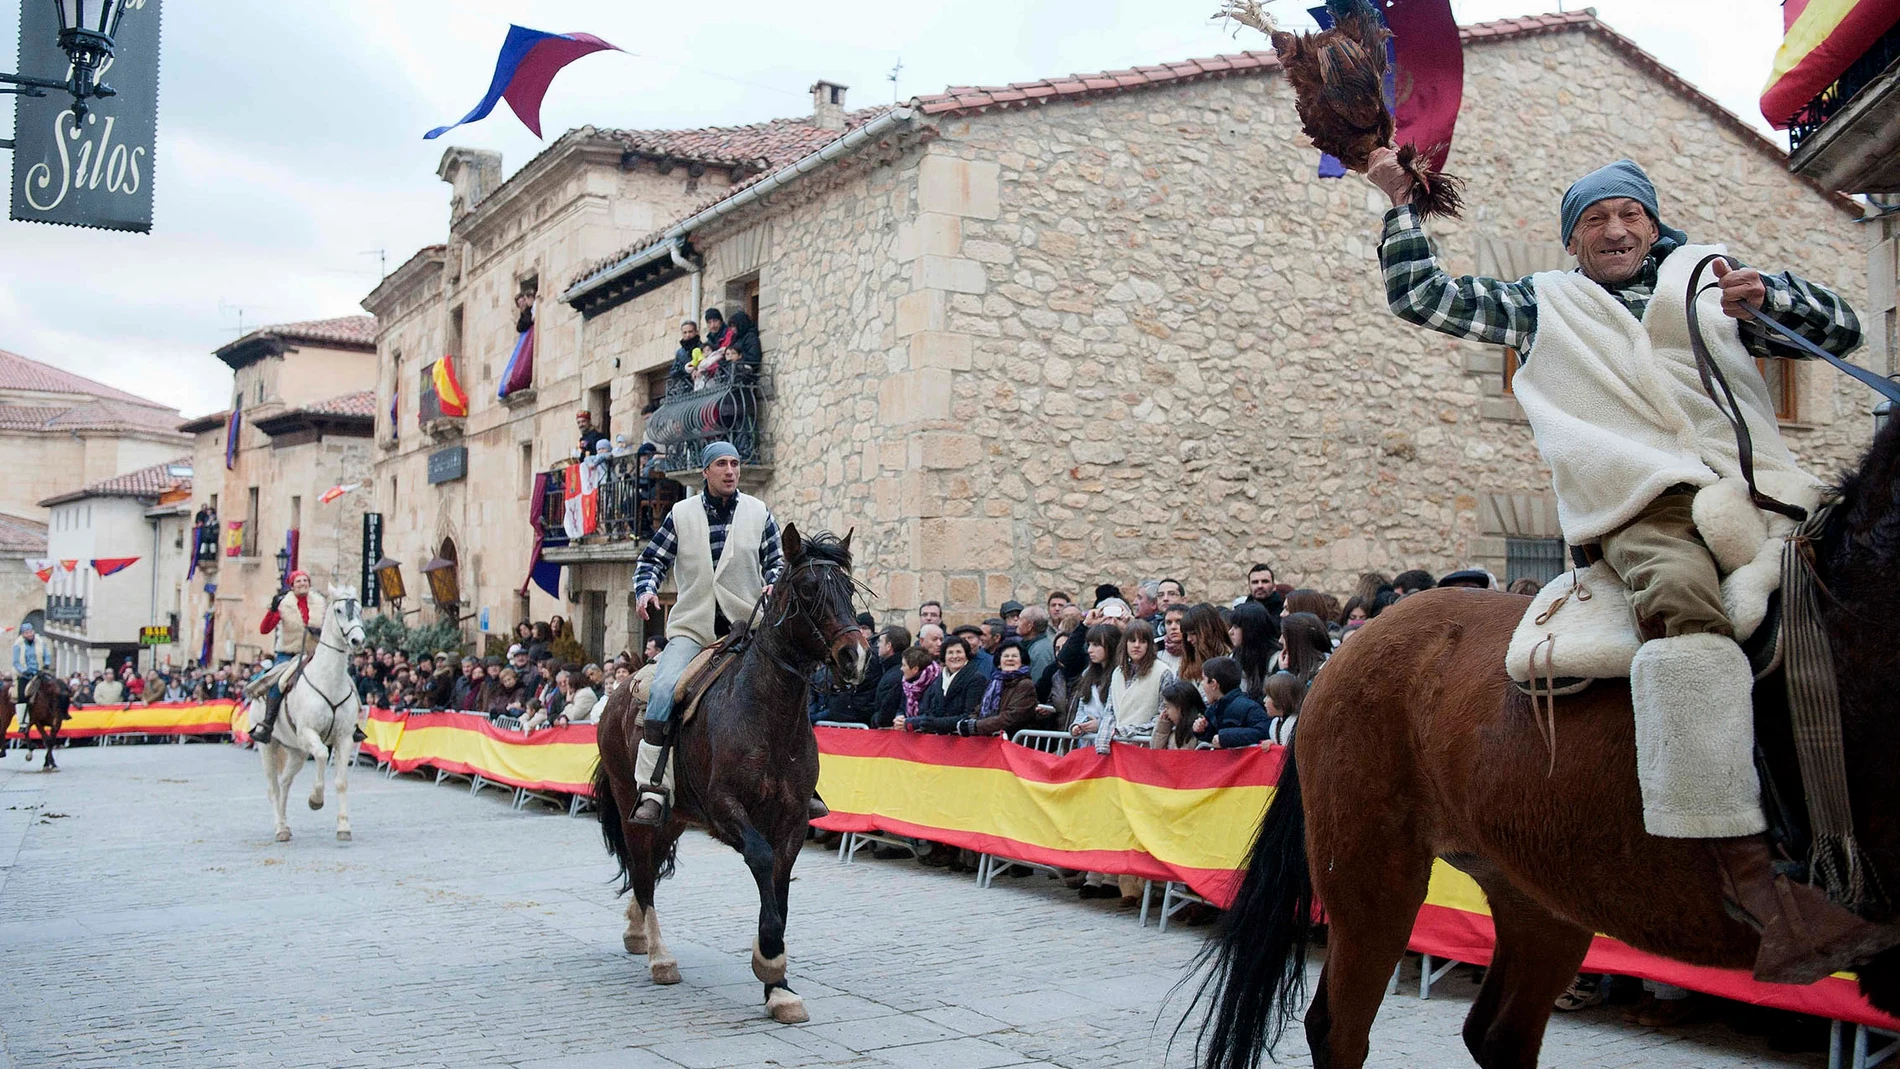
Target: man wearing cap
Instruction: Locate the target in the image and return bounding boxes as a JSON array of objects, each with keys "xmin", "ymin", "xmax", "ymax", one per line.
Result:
[
  {"xmin": 631, "ymin": 440, "xmax": 803, "ymax": 825},
  {"xmin": 575, "ymin": 411, "xmax": 607, "ymax": 458},
  {"xmin": 250, "ymin": 571, "xmax": 360, "ymax": 745},
  {"xmin": 8, "ymin": 621, "xmax": 52, "ymax": 740},
  {"xmin": 1368, "ymin": 149, "xmax": 1882, "ymax": 981}
]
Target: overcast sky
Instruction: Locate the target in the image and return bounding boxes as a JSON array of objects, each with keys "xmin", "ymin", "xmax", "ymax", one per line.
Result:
[{"xmin": 0, "ymin": 0, "xmax": 1793, "ymax": 420}]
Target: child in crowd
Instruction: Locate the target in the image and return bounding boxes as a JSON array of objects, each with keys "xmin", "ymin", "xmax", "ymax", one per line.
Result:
[
  {"xmin": 1149, "ymin": 677, "xmax": 1205, "ymax": 750},
  {"xmin": 1191, "ymin": 656, "xmax": 1271, "ymax": 749},
  {"xmin": 1262, "ymin": 670, "xmax": 1304, "ymax": 747}
]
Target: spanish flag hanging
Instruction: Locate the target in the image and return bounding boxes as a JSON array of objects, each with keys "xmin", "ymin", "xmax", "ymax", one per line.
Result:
[{"xmin": 433, "ymin": 355, "xmax": 470, "ymax": 418}]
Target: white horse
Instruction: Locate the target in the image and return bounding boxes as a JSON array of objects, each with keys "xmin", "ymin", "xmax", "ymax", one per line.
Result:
[{"xmin": 260, "ymin": 585, "xmax": 366, "ymax": 843}]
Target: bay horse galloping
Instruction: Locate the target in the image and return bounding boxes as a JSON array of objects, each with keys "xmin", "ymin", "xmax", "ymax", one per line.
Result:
[
  {"xmin": 1196, "ymin": 419, "xmax": 1900, "ymax": 1069},
  {"xmin": 11, "ymin": 674, "xmax": 69, "ymax": 771},
  {"xmin": 594, "ymin": 525, "xmax": 867, "ymax": 1024}
]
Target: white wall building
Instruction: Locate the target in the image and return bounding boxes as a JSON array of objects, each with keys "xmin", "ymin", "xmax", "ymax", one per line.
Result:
[{"xmin": 39, "ymin": 458, "xmax": 193, "ymax": 677}]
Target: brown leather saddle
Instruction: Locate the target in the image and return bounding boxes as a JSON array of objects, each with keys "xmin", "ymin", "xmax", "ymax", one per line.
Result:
[{"xmin": 668, "ymin": 619, "xmax": 752, "ymax": 727}]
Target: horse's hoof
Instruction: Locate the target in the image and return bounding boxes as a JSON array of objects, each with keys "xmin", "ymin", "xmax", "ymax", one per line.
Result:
[
  {"xmin": 623, "ymin": 932, "xmax": 648, "ymax": 955},
  {"xmin": 308, "ymin": 797, "xmax": 324, "ymax": 811},
  {"xmin": 274, "ymin": 829, "xmax": 291, "ymax": 842},
  {"xmin": 766, "ymin": 988, "xmax": 809, "ymax": 1024},
  {"xmin": 650, "ymin": 960, "xmax": 681, "ymax": 985},
  {"xmin": 336, "ymin": 830, "xmax": 352, "ymax": 842}
]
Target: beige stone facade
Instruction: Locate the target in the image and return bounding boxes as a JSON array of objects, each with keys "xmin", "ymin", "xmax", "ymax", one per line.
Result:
[
  {"xmin": 179, "ymin": 320, "xmax": 377, "ymax": 666},
  {"xmin": 0, "ymin": 348, "xmax": 188, "ymax": 524},
  {"xmin": 553, "ymin": 16, "xmax": 1874, "ymax": 635},
  {"xmin": 366, "ymin": 14, "xmax": 1881, "ymax": 654}
]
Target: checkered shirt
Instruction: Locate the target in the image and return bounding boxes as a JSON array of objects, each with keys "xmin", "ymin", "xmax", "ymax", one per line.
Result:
[{"xmin": 634, "ymin": 491, "xmax": 784, "ymax": 600}]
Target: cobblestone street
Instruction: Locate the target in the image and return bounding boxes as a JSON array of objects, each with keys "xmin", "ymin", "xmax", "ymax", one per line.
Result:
[{"xmin": 0, "ymin": 743, "xmax": 1827, "ymax": 1069}]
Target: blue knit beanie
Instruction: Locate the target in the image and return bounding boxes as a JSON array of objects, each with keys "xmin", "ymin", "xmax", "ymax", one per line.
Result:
[
  {"xmin": 1560, "ymin": 160, "xmax": 1687, "ymax": 247},
  {"xmin": 699, "ymin": 440, "xmax": 739, "ymax": 468}
]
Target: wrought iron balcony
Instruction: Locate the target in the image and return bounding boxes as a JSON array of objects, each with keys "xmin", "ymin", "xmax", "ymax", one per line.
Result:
[
  {"xmin": 646, "ymin": 379, "xmax": 766, "ymax": 476},
  {"xmin": 537, "ymin": 455, "xmax": 682, "ymax": 549}
]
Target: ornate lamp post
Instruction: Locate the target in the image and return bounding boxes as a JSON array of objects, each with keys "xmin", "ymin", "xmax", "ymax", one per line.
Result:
[
  {"xmin": 1, "ymin": 0, "xmax": 133, "ymax": 120},
  {"xmin": 274, "ymin": 547, "xmax": 291, "ymax": 587}
]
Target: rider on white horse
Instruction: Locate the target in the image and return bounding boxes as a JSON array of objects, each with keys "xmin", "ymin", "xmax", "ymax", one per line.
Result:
[{"xmin": 251, "ymin": 571, "xmax": 364, "ymax": 745}]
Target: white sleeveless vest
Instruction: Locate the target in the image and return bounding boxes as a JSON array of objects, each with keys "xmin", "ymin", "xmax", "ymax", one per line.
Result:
[
  {"xmin": 1515, "ymin": 244, "xmax": 1812, "ymax": 544},
  {"xmin": 666, "ymin": 493, "xmax": 769, "ymax": 647}
]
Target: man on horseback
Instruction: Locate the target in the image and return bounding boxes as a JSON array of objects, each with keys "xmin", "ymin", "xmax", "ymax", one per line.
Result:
[
  {"xmin": 629, "ymin": 441, "xmax": 819, "ymax": 826},
  {"xmin": 1368, "ymin": 151, "xmax": 1891, "ymax": 981},
  {"xmin": 250, "ymin": 571, "xmax": 363, "ymax": 746},
  {"xmin": 9, "ymin": 621, "xmax": 52, "ymax": 741}
]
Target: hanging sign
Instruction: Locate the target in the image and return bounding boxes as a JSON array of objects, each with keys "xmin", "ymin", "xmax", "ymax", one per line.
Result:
[
  {"xmin": 11, "ymin": 0, "xmax": 165, "ymax": 233},
  {"xmin": 360, "ymin": 512, "xmax": 384, "ymax": 609}
]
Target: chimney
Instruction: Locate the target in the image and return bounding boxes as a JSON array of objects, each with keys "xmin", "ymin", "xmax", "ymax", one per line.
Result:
[{"xmin": 810, "ymin": 81, "xmax": 848, "ymax": 131}]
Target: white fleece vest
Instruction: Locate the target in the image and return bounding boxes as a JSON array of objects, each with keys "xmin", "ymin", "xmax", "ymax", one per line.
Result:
[
  {"xmin": 666, "ymin": 493, "xmax": 768, "ymax": 647},
  {"xmin": 1516, "ymin": 244, "xmax": 1810, "ymax": 544}
]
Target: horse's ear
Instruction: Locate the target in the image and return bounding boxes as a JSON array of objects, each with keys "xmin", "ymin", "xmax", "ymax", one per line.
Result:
[
  {"xmin": 781, "ymin": 522, "xmax": 803, "ymax": 563},
  {"xmin": 842, "ymin": 527, "xmax": 854, "ymax": 554}
]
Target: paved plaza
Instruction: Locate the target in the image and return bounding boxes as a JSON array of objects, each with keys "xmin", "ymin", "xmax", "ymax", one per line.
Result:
[{"xmin": 0, "ymin": 743, "xmax": 1829, "ymax": 1069}]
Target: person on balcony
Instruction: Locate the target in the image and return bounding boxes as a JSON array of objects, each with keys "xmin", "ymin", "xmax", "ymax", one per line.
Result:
[
  {"xmin": 575, "ymin": 410, "xmax": 607, "ymax": 457},
  {"xmin": 725, "ymin": 310, "xmax": 763, "ymax": 384},
  {"xmin": 669, "ymin": 319, "xmax": 703, "ymax": 393},
  {"xmin": 631, "ymin": 440, "xmax": 814, "ymax": 826}
]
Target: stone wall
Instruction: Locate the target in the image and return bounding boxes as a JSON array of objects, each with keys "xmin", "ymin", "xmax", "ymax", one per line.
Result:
[{"xmin": 846, "ymin": 28, "xmax": 1872, "ymax": 616}]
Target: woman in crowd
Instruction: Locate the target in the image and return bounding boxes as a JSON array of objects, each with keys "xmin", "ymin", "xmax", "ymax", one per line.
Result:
[
  {"xmin": 1263, "ymin": 670, "xmax": 1305, "ymax": 746},
  {"xmin": 907, "ymin": 636, "xmax": 985, "ymax": 730},
  {"xmin": 1352, "ymin": 572, "xmax": 1391, "ymax": 607},
  {"xmin": 1149, "ymin": 677, "xmax": 1205, "ymax": 750},
  {"xmin": 482, "ymin": 666, "xmax": 525, "ymax": 719},
  {"xmin": 1099, "ymin": 623, "xmax": 1174, "ymax": 748},
  {"xmin": 1177, "ymin": 603, "xmax": 1231, "ymax": 684},
  {"xmin": 1226, "ymin": 601, "xmax": 1281, "ymax": 700},
  {"xmin": 1065, "ymin": 623, "xmax": 1123, "ymax": 739},
  {"xmin": 1276, "ymin": 611, "xmax": 1333, "ymax": 684},
  {"xmin": 925, "ymin": 639, "xmax": 1036, "ymax": 737},
  {"xmin": 564, "ymin": 666, "xmax": 600, "ymax": 725},
  {"xmin": 1282, "ymin": 588, "xmax": 1336, "ymax": 622},
  {"xmin": 528, "ymin": 621, "xmax": 554, "ymax": 663},
  {"xmin": 893, "ymin": 646, "xmax": 938, "ymax": 728}
]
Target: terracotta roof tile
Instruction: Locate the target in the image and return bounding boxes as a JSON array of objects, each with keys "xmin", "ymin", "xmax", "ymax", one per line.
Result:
[
  {"xmin": 301, "ymin": 390, "xmax": 376, "ymax": 419},
  {"xmin": 607, "ymin": 109, "xmax": 891, "ymax": 172},
  {"xmin": 228, "ymin": 315, "xmax": 378, "ymax": 352},
  {"xmin": 40, "ymin": 456, "xmax": 192, "ymax": 507},
  {"xmin": 0, "ymin": 512, "xmax": 47, "ymax": 556},
  {"xmin": 0, "ymin": 348, "xmax": 177, "ymax": 409}
]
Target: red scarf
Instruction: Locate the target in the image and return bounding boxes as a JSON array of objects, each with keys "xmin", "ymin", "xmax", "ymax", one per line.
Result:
[{"xmin": 295, "ymin": 594, "xmax": 310, "ymax": 626}]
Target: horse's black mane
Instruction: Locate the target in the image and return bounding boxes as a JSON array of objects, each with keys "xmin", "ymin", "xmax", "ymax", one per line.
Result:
[
  {"xmin": 1825, "ymin": 417, "xmax": 1900, "ymax": 571},
  {"xmin": 793, "ymin": 530, "xmax": 853, "ymax": 568}
]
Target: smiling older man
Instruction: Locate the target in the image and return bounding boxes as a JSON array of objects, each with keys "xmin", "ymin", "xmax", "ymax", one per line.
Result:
[{"xmin": 1368, "ymin": 150, "xmax": 1887, "ymax": 983}]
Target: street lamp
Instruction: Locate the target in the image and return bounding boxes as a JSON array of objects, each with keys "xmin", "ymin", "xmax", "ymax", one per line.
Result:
[
  {"xmin": 274, "ymin": 546, "xmax": 291, "ymax": 585},
  {"xmin": 2, "ymin": 1, "xmax": 132, "ymax": 119},
  {"xmin": 372, "ymin": 557, "xmax": 407, "ymax": 607}
]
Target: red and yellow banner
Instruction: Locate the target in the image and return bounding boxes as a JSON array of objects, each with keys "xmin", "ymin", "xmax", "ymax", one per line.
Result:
[
  {"xmin": 387, "ymin": 710, "xmax": 596, "ymax": 793},
  {"xmin": 1761, "ymin": 0, "xmax": 1900, "ymax": 126},
  {"xmin": 8, "ymin": 699, "xmax": 238, "ymax": 739},
  {"xmin": 813, "ymin": 727, "xmax": 1276, "ymax": 901},
  {"xmin": 432, "ymin": 356, "xmax": 469, "ymax": 418}
]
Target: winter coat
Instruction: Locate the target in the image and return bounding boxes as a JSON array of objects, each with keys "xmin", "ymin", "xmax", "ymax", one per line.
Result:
[
  {"xmin": 966, "ymin": 674, "xmax": 1039, "ymax": 737},
  {"xmin": 1196, "ymin": 690, "xmax": 1272, "ymax": 749},
  {"xmin": 908, "ymin": 665, "xmax": 985, "ymax": 732},
  {"xmin": 873, "ymin": 663, "xmax": 906, "ymax": 728}
]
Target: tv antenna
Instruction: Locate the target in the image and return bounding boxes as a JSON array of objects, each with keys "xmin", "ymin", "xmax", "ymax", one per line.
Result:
[
  {"xmin": 361, "ymin": 247, "xmax": 387, "ymax": 279},
  {"xmin": 888, "ymin": 58, "xmax": 904, "ymax": 102},
  {"xmin": 217, "ymin": 299, "xmax": 263, "ymax": 337}
]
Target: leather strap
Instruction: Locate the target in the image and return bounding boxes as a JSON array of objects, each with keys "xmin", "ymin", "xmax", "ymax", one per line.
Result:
[{"xmin": 1684, "ymin": 254, "xmax": 1807, "ymax": 522}]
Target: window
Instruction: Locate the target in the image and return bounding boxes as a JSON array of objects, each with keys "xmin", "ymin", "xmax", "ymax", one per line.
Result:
[
  {"xmin": 418, "ymin": 363, "xmax": 446, "ymax": 421},
  {"xmin": 1502, "ymin": 348, "xmax": 1521, "ymax": 395},
  {"xmin": 1757, "ymin": 358, "xmax": 1798, "ymax": 421},
  {"xmin": 244, "ymin": 487, "xmax": 260, "ymax": 557},
  {"xmin": 519, "ymin": 441, "xmax": 534, "ymax": 499},
  {"xmin": 587, "ymin": 384, "xmax": 611, "ymax": 437},
  {"xmin": 1506, "ymin": 537, "xmax": 1567, "ymax": 587}
]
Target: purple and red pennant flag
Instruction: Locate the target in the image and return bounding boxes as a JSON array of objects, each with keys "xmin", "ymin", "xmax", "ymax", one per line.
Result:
[
  {"xmin": 91, "ymin": 557, "xmax": 139, "ymax": 577},
  {"xmin": 425, "ymin": 25, "xmax": 622, "ymax": 140},
  {"xmin": 1309, "ymin": 1, "xmax": 1462, "ymax": 178}
]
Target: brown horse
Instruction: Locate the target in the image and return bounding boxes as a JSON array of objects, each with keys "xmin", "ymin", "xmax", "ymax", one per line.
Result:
[
  {"xmin": 593, "ymin": 524, "xmax": 867, "ymax": 1024},
  {"xmin": 1195, "ymin": 418, "xmax": 1900, "ymax": 1069},
  {"xmin": 9, "ymin": 675, "xmax": 70, "ymax": 771}
]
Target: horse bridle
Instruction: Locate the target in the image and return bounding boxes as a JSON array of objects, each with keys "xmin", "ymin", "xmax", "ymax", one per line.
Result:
[
  {"xmin": 752, "ymin": 559, "xmax": 866, "ymax": 684},
  {"xmin": 297, "ymin": 598, "xmax": 364, "ymax": 718}
]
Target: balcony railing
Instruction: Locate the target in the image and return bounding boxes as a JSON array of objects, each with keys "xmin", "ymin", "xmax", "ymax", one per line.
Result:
[
  {"xmin": 646, "ymin": 379, "xmax": 765, "ymax": 474},
  {"xmin": 538, "ymin": 455, "xmax": 682, "ymax": 545},
  {"xmin": 1787, "ymin": 19, "xmax": 1900, "ymax": 153}
]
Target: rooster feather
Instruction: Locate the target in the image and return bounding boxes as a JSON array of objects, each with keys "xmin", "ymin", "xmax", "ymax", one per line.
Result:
[{"xmin": 1216, "ymin": 0, "xmax": 1463, "ymax": 218}]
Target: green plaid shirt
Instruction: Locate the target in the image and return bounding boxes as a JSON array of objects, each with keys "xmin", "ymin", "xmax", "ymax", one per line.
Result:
[{"xmin": 1378, "ymin": 205, "xmax": 1862, "ymax": 360}]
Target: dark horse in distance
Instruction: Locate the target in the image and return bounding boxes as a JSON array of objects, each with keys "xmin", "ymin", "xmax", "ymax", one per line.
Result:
[
  {"xmin": 1196, "ymin": 418, "xmax": 1900, "ymax": 1069},
  {"xmin": 9, "ymin": 675, "xmax": 70, "ymax": 771},
  {"xmin": 594, "ymin": 525, "xmax": 867, "ymax": 1024}
]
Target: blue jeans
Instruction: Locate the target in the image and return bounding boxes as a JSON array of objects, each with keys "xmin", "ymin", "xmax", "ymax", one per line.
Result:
[
  {"xmin": 267, "ymin": 650, "xmax": 294, "ymax": 702},
  {"xmin": 643, "ymin": 636, "xmax": 703, "ymax": 726}
]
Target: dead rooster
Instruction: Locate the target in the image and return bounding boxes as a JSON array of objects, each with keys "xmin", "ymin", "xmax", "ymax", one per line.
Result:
[{"xmin": 1217, "ymin": 0, "xmax": 1463, "ymax": 218}]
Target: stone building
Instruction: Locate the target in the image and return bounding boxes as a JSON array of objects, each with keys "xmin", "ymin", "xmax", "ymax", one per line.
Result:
[
  {"xmin": 0, "ymin": 348, "xmax": 187, "ymax": 635},
  {"xmin": 178, "ymin": 317, "xmax": 377, "ymax": 667},
  {"xmin": 373, "ymin": 12, "xmax": 1880, "ymax": 658},
  {"xmin": 363, "ymin": 111, "xmax": 872, "ymax": 658},
  {"xmin": 38, "ymin": 458, "xmax": 193, "ymax": 676}
]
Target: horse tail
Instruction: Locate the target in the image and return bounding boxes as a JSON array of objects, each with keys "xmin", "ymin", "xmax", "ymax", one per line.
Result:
[
  {"xmin": 1186, "ymin": 744, "xmax": 1313, "ymax": 1069},
  {"xmin": 593, "ymin": 757, "xmax": 636, "ymax": 896}
]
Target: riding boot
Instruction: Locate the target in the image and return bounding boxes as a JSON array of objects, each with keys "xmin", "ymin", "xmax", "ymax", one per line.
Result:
[
  {"xmin": 631, "ymin": 719, "xmax": 674, "ymax": 826},
  {"xmin": 1713, "ymin": 836, "xmax": 1900, "ymax": 984},
  {"xmin": 807, "ymin": 794, "xmax": 830, "ymax": 820},
  {"xmin": 251, "ymin": 690, "xmax": 283, "ymax": 745},
  {"xmin": 353, "ymin": 724, "xmax": 367, "ymax": 743}
]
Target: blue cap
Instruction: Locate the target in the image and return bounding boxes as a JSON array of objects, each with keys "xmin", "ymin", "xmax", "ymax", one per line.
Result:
[
  {"xmin": 1560, "ymin": 159, "xmax": 1686, "ymax": 247},
  {"xmin": 700, "ymin": 441, "xmax": 740, "ymax": 468}
]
